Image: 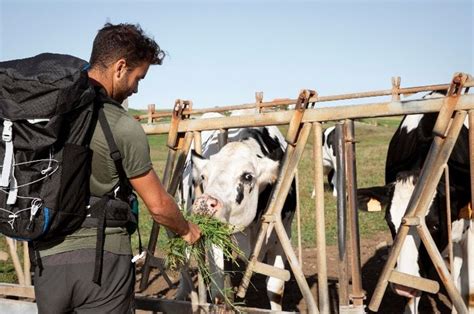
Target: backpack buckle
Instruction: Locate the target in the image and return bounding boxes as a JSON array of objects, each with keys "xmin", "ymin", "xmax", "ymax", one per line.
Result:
[
  {"xmin": 2, "ymin": 120, "xmax": 12, "ymax": 142},
  {"xmin": 109, "ymin": 150, "xmax": 122, "ymax": 162}
]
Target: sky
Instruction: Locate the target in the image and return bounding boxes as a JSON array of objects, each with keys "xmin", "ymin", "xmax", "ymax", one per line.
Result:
[{"xmin": 0, "ymin": 0, "xmax": 473, "ymax": 110}]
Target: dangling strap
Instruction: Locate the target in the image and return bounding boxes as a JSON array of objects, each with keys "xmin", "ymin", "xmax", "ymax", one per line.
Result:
[
  {"xmin": 90, "ymin": 195, "xmax": 110, "ymax": 285},
  {"xmin": 1, "ymin": 120, "xmax": 14, "ymax": 187},
  {"xmin": 131, "ymin": 212, "xmax": 145, "ymax": 263}
]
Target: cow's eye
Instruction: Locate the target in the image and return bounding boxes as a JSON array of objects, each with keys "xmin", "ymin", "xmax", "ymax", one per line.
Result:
[
  {"xmin": 200, "ymin": 174, "xmax": 207, "ymax": 181},
  {"xmin": 242, "ymin": 172, "xmax": 253, "ymax": 182}
]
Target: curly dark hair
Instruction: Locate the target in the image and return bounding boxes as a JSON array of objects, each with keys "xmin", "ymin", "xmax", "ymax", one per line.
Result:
[{"xmin": 89, "ymin": 23, "xmax": 165, "ymax": 70}]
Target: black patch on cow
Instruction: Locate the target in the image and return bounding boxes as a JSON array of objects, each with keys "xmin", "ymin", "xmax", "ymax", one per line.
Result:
[
  {"xmin": 236, "ymin": 182, "xmax": 244, "ymax": 205},
  {"xmin": 236, "ymin": 173, "xmax": 253, "ymax": 205},
  {"xmin": 325, "ymin": 127, "xmax": 335, "ymax": 151},
  {"xmin": 327, "ymin": 169, "xmax": 335, "ymax": 190},
  {"xmin": 254, "ymin": 180, "xmax": 297, "ymax": 223},
  {"xmin": 427, "ymin": 89, "xmax": 448, "ymax": 97},
  {"xmin": 241, "ymin": 128, "xmax": 284, "ymax": 161},
  {"xmin": 240, "ymin": 127, "xmax": 296, "ymax": 222}
]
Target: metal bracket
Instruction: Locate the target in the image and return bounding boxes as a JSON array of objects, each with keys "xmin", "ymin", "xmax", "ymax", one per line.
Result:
[{"xmin": 167, "ymin": 99, "xmax": 193, "ymax": 149}]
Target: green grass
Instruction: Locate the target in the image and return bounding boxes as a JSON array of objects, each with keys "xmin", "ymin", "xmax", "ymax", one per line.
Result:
[
  {"xmin": 128, "ymin": 108, "xmax": 146, "ymax": 116},
  {"xmin": 0, "ymin": 239, "xmax": 18, "ymax": 283}
]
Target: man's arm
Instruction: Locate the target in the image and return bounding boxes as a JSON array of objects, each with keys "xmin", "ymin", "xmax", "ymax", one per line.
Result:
[{"xmin": 130, "ymin": 169, "xmax": 201, "ymax": 244}]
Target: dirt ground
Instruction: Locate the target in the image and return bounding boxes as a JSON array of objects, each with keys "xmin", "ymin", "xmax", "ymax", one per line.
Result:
[{"xmin": 136, "ymin": 230, "xmax": 453, "ymax": 313}]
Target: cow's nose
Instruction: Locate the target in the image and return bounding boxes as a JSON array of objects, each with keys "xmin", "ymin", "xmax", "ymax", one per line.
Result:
[
  {"xmin": 193, "ymin": 194, "xmax": 222, "ymax": 216},
  {"xmin": 391, "ymin": 283, "xmax": 422, "ymax": 298}
]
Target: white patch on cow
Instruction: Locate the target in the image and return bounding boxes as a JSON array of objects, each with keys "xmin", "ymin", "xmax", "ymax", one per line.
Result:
[
  {"xmin": 389, "ymin": 174, "xmax": 437, "ymax": 312},
  {"xmin": 390, "ymin": 176, "xmax": 422, "ymax": 312},
  {"xmin": 466, "ymin": 220, "xmax": 474, "ymax": 309},
  {"xmin": 266, "ymin": 254, "xmax": 285, "ymax": 311},
  {"xmin": 322, "ymin": 126, "xmax": 337, "ymax": 196},
  {"xmin": 192, "ymin": 139, "xmax": 279, "ymax": 230},
  {"xmin": 463, "ymin": 116, "xmax": 470, "ymax": 130},
  {"xmin": 180, "ymin": 112, "xmax": 249, "ymax": 208},
  {"xmin": 444, "ymin": 219, "xmax": 474, "ymax": 308},
  {"xmin": 404, "ymin": 297, "xmax": 419, "ymax": 314},
  {"xmin": 208, "ymin": 244, "xmax": 225, "ymax": 300},
  {"xmin": 400, "ymin": 114, "xmax": 423, "ymax": 134},
  {"xmin": 390, "ymin": 177, "xmax": 422, "ymax": 277}
]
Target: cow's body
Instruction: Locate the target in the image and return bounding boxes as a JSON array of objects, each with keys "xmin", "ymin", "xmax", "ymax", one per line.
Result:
[
  {"xmin": 311, "ymin": 126, "xmax": 337, "ymax": 198},
  {"xmin": 178, "ymin": 111, "xmax": 296, "ymax": 310},
  {"xmin": 359, "ymin": 92, "xmax": 473, "ymax": 313}
]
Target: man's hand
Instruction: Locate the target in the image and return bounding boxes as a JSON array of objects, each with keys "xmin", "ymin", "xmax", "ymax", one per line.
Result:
[{"xmin": 181, "ymin": 221, "xmax": 201, "ymax": 245}]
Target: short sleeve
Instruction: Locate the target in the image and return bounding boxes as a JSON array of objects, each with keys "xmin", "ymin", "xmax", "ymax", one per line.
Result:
[{"xmin": 113, "ymin": 115, "xmax": 153, "ymax": 178}]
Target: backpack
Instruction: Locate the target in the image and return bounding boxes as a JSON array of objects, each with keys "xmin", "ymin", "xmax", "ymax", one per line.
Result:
[
  {"xmin": 0, "ymin": 53, "xmax": 96, "ymax": 241},
  {"xmin": 0, "ymin": 53, "xmax": 142, "ymax": 283}
]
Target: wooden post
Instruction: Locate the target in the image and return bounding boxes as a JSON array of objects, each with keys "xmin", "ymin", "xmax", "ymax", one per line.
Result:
[{"xmin": 147, "ymin": 104, "xmax": 155, "ymax": 124}]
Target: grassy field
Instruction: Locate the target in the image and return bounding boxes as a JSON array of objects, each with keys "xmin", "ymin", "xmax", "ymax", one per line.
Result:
[{"xmin": 0, "ymin": 115, "xmax": 401, "ymax": 283}]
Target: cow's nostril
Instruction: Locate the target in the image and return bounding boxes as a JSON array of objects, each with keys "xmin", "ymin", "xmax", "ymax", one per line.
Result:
[
  {"xmin": 193, "ymin": 195, "xmax": 220, "ymax": 216},
  {"xmin": 207, "ymin": 198, "xmax": 218, "ymax": 208}
]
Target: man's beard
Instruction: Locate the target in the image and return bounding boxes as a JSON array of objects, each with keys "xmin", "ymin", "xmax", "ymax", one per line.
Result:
[{"xmin": 112, "ymin": 77, "xmax": 129, "ymax": 103}]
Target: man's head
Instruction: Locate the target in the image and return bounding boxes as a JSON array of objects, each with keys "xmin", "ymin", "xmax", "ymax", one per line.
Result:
[{"xmin": 88, "ymin": 23, "xmax": 164, "ymax": 103}]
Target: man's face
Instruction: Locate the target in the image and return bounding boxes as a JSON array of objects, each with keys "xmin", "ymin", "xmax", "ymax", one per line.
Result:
[{"xmin": 112, "ymin": 61, "xmax": 150, "ymax": 104}]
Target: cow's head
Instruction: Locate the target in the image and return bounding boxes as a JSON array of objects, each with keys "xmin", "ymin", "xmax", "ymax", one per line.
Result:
[{"xmin": 191, "ymin": 139, "xmax": 280, "ymax": 231}]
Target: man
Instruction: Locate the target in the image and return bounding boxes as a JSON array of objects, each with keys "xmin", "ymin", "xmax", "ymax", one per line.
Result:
[{"xmin": 33, "ymin": 23, "xmax": 201, "ymax": 313}]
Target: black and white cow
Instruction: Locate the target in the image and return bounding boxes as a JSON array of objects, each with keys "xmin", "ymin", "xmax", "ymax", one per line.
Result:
[
  {"xmin": 311, "ymin": 126, "xmax": 337, "ymax": 198},
  {"xmin": 178, "ymin": 111, "xmax": 296, "ymax": 311},
  {"xmin": 358, "ymin": 91, "xmax": 473, "ymax": 313}
]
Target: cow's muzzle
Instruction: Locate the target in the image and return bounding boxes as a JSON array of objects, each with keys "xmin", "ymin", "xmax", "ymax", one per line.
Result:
[
  {"xmin": 192, "ymin": 194, "xmax": 222, "ymax": 216},
  {"xmin": 391, "ymin": 283, "xmax": 422, "ymax": 298}
]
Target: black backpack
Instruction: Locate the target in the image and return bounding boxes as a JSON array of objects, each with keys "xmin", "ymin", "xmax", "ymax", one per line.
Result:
[
  {"xmin": 0, "ymin": 53, "xmax": 96, "ymax": 241},
  {"xmin": 0, "ymin": 53, "xmax": 141, "ymax": 283}
]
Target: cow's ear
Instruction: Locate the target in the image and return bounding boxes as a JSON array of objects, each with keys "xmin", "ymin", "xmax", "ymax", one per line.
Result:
[
  {"xmin": 256, "ymin": 157, "xmax": 279, "ymax": 185},
  {"xmin": 192, "ymin": 150, "xmax": 208, "ymax": 177}
]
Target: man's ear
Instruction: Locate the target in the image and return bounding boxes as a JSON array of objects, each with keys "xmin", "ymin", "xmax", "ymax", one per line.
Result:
[{"xmin": 114, "ymin": 59, "xmax": 127, "ymax": 79}]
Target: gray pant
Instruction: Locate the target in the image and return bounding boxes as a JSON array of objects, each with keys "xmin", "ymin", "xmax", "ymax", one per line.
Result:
[{"xmin": 34, "ymin": 249, "xmax": 135, "ymax": 314}]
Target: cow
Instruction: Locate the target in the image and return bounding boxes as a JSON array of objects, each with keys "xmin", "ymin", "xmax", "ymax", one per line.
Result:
[
  {"xmin": 311, "ymin": 125, "xmax": 337, "ymax": 198},
  {"xmin": 177, "ymin": 111, "xmax": 296, "ymax": 311},
  {"xmin": 358, "ymin": 91, "xmax": 473, "ymax": 313}
]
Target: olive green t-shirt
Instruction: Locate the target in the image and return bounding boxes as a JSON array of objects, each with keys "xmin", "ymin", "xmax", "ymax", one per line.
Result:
[{"xmin": 37, "ymin": 99, "xmax": 153, "ymax": 257}]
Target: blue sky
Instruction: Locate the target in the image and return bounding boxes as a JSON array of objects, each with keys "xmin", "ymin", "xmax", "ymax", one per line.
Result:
[{"xmin": 1, "ymin": 0, "xmax": 473, "ymax": 109}]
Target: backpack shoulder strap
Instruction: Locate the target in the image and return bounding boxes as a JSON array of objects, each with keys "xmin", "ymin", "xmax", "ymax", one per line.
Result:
[
  {"xmin": 91, "ymin": 103, "xmax": 134, "ymax": 284},
  {"xmin": 97, "ymin": 105, "xmax": 132, "ymax": 199}
]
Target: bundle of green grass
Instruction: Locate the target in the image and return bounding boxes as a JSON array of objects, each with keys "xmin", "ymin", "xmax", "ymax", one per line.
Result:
[{"xmin": 164, "ymin": 211, "xmax": 245, "ymax": 296}]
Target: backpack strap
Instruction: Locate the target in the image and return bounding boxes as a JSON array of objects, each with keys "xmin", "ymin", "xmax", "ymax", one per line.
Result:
[
  {"xmin": 89, "ymin": 194, "xmax": 110, "ymax": 284},
  {"xmin": 99, "ymin": 107, "xmax": 144, "ymax": 267},
  {"xmin": 91, "ymin": 105, "xmax": 142, "ymax": 285},
  {"xmin": 97, "ymin": 107, "xmax": 133, "ymax": 200},
  {"xmin": 89, "ymin": 106, "xmax": 125, "ymax": 285}
]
